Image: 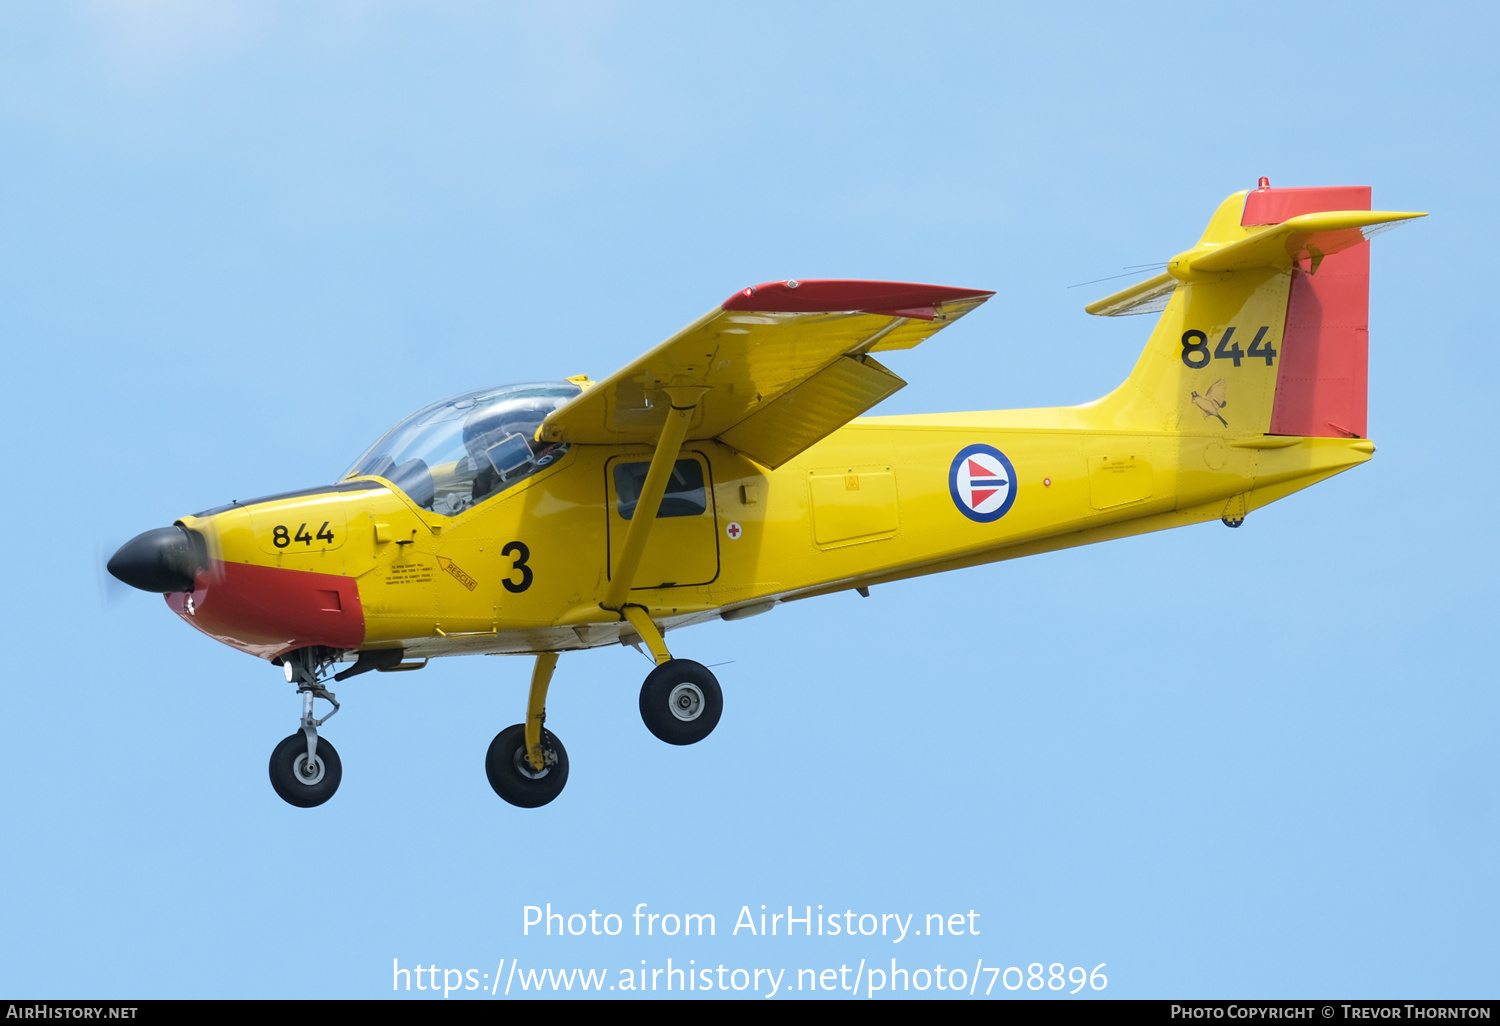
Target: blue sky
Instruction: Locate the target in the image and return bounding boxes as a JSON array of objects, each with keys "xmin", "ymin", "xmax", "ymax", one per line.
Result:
[{"xmin": 1, "ymin": 0, "xmax": 1495, "ymax": 1000}]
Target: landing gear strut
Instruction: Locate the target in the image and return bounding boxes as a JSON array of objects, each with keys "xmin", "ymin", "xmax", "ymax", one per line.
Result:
[
  {"xmin": 269, "ymin": 648, "xmax": 344, "ymax": 808},
  {"xmin": 487, "ymin": 652, "xmax": 569, "ymax": 807},
  {"xmin": 622, "ymin": 606, "xmax": 723, "ymax": 745}
]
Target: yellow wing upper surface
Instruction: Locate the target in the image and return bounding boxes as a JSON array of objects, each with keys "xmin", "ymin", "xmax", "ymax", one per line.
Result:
[{"xmin": 538, "ymin": 279, "xmax": 993, "ymax": 468}]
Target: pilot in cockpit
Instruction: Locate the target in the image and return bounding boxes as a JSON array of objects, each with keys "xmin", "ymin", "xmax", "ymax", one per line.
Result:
[
  {"xmin": 344, "ymin": 381, "xmax": 580, "ymax": 516},
  {"xmin": 461, "ymin": 393, "xmax": 567, "ymax": 506}
]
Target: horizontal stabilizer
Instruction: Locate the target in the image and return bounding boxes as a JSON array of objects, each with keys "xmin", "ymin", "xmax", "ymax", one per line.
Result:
[
  {"xmin": 1087, "ymin": 209, "xmax": 1425, "ymax": 316},
  {"xmin": 1085, "ymin": 271, "xmax": 1176, "ymax": 317},
  {"xmin": 1184, "ymin": 210, "xmax": 1425, "ymax": 274}
]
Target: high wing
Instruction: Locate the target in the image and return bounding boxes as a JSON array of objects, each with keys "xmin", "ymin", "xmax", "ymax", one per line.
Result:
[{"xmin": 538, "ymin": 279, "xmax": 994, "ymax": 469}]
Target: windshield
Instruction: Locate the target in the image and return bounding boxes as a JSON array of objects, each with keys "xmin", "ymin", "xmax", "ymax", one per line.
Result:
[{"xmin": 343, "ymin": 382, "xmax": 580, "ymax": 515}]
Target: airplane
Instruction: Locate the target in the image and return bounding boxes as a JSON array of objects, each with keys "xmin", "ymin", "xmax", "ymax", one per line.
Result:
[{"xmin": 107, "ymin": 181, "xmax": 1423, "ymax": 809}]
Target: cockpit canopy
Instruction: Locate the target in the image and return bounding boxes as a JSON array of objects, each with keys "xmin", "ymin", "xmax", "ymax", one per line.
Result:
[{"xmin": 343, "ymin": 382, "xmax": 580, "ymax": 515}]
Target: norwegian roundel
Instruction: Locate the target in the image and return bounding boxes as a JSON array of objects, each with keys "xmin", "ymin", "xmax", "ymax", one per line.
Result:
[{"xmin": 948, "ymin": 444, "xmax": 1018, "ymax": 523}]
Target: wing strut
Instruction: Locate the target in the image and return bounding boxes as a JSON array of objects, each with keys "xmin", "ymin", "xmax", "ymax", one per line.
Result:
[{"xmin": 598, "ymin": 386, "xmax": 705, "ymax": 660}]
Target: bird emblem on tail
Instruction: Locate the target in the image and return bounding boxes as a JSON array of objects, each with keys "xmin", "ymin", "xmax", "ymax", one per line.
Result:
[{"xmin": 1190, "ymin": 379, "xmax": 1228, "ymax": 426}]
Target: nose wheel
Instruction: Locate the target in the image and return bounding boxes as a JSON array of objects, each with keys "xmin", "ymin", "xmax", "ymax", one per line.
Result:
[{"xmin": 269, "ymin": 731, "xmax": 343, "ymax": 807}]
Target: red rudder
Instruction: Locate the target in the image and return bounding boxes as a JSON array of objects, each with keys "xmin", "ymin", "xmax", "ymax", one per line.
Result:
[{"xmin": 1246, "ymin": 185, "xmax": 1373, "ymax": 439}]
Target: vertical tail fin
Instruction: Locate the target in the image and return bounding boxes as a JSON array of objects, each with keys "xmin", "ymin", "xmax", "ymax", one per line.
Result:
[
  {"xmin": 1086, "ymin": 185, "xmax": 1422, "ymax": 438},
  {"xmin": 1250, "ymin": 187, "xmax": 1370, "ymax": 439}
]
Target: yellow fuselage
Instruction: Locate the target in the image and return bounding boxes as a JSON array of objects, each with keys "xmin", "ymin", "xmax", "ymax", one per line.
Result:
[{"xmin": 173, "ymin": 413, "xmax": 1370, "ymax": 662}]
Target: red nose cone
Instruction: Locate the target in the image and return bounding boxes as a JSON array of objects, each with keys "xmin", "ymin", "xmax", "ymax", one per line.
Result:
[{"xmin": 168, "ymin": 561, "xmax": 365, "ymax": 659}]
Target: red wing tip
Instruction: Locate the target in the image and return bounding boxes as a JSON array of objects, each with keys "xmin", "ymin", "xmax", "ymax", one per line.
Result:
[{"xmin": 722, "ymin": 279, "xmax": 994, "ymax": 314}]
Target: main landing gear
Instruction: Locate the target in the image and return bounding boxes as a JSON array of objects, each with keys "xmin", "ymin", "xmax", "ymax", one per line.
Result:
[
  {"xmin": 269, "ymin": 648, "xmax": 343, "ymax": 808},
  {"xmin": 486, "ymin": 652, "xmax": 570, "ymax": 808},
  {"xmin": 620, "ymin": 606, "xmax": 723, "ymax": 746},
  {"xmin": 639, "ymin": 658, "xmax": 722, "ymax": 745},
  {"xmin": 484, "ymin": 607, "xmax": 724, "ymax": 808}
]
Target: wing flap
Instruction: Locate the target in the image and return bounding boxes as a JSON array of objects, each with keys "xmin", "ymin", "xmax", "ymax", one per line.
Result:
[{"xmin": 718, "ymin": 354, "xmax": 906, "ymax": 469}]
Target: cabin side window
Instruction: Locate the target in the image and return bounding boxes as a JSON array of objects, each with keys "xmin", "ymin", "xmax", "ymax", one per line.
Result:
[{"xmin": 613, "ymin": 460, "xmax": 707, "ymax": 519}]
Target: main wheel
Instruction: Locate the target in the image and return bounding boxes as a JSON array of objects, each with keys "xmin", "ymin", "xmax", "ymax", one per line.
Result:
[
  {"xmin": 269, "ymin": 732, "xmax": 343, "ymax": 808},
  {"xmin": 485, "ymin": 724, "xmax": 569, "ymax": 808},
  {"xmin": 639, "ymin": 659, "xmax": 722, "ymax": 745}
]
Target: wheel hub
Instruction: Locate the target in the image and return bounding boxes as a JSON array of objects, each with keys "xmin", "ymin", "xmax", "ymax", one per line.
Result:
[
  {"xmin": 293, "ymin": 753, "xmax": 326, "ymax": 786},
  {"xmin": 512, "ymin": 745, "xmax": 554, "ymax": 780},
  {"xmin": 667, "ymin": 682, "xmax": 704, "ymax": 721}
]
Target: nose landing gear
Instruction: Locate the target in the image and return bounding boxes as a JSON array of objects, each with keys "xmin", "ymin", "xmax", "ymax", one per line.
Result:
[{"xmin": 269, "ymin": 648, "xmax": 343, "ymax": 808}]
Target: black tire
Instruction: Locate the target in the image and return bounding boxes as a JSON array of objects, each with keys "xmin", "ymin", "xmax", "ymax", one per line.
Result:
[
  {"xmin": 639, "ymin": 659, "xmax": 722, "ymax": 745},
  {"xmin": 485, "ymin": 724, "xmax": 569, "ymax": 808},
  {"xmin": 269, "ymin": 732, "xmax": 343, "ymax": 808}
]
